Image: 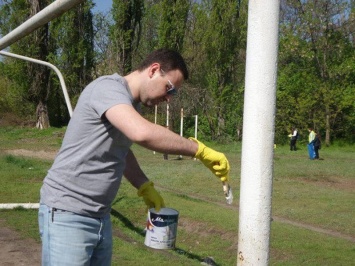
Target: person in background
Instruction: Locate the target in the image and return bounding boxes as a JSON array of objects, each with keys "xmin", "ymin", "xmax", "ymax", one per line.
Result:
[
  {"xmin": 289, "ymin": 127, "xmax": 298, "ymax": 151},
  {"xmin": 38, "ymin": 49, "xmax": 230, "ymax": 266},
  {"xmin": 308, "ymin": 127, "xmax": 316, "ymax": 144},
  {"xmin": 312, "ymin": 131, "xmax": 322, "ymax": 159},
  {"xmin": 307, "ymin": 127, "xmax": 316, "ymax": 159}
]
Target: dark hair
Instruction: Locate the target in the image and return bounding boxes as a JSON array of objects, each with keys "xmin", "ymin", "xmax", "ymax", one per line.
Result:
[{"xmin": 137, "ymin": 48, "xmax": 189, "ymax": 80}]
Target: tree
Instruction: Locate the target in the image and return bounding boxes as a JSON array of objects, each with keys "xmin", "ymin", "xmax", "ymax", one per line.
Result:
[
  {"xmin": 108, "ymin": 0, "xmax": 145, "ymax": 75},
  {"xmin": 158, "ymin": 0, "xmax": 190, "ymax": 51},
  {"xmin": 278, "ymin": 0, "xmax": 355, "ymax": 145},
  {"xmin": 0, "ymin": 0, "xmax": 52, "ymax": 128},
  {"xmin": 183, "ymin": 0, "xmax": 246, "ymax": 140},
  {"xmin": 0, "ymin": 1, "xmax": 95, "ymax": 128},
  {"xmin": 156, "ymin": 0, "xmax": 190, "ymax": 133},
  {"xmin": 47, "ymin": 1, "xmax": 95, "ymax": 125}
]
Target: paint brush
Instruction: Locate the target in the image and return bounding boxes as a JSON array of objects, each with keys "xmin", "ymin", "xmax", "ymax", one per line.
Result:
[{"xmin": 222, "ymin": 181, "xmax": 233, "ymax": 204}]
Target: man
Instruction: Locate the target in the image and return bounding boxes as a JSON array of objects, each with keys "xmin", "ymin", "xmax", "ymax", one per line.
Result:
[
  {"xmin": 38, "ymin": 49, "xmax": 230, "ymax": 265},
  {"xmin": 289, "ymin": 127, "xmax": 298, "ymax": 151}
]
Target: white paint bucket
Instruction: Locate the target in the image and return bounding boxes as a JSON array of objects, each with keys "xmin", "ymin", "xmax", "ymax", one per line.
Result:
[{"xmin": 144, "ymin": 207, "xmax": 179, "ymax": 249}]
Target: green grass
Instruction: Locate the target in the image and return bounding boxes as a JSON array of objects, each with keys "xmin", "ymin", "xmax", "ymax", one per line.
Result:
[{"xmin": 0, "ymin": 126, "xmax": 354, "ymax": 265}]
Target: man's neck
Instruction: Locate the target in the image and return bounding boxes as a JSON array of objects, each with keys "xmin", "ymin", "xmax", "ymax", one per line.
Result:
[{"xmin": 124, "ymin": 70, "xmax": 142, "ymax": 102}]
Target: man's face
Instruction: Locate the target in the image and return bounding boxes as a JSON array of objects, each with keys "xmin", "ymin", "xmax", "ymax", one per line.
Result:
[{"xmin": 141, "ymin": 67, "xmax": 184, "ymax": 107}]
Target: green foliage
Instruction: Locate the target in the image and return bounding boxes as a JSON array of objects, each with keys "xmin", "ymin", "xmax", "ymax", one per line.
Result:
[
  {"xmin": 158, "ymin": 0, "xmax": 189, "ymax": 51},
  {"xmin": 277, "ymin": 0, "xmax": 355, "ymax": 144},
  {"xmin": 180, "ymin": 0, "xmax": 246, "ymax": 141},
  {"xmin": 0, "ymin": 0, "xmax": 354, "ymax": 144},
  {"xmin": 110, "ymin": 0, "xmax": 144, "ymax": 74},
  {"xmin": 0, "ymin": 60, "xmax": 36, "ymax": 117}
]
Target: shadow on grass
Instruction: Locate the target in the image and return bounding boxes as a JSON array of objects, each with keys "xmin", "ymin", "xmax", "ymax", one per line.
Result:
[{"xmin": 110, "ymin": 206, "xmax": 221, "ymax": 266}]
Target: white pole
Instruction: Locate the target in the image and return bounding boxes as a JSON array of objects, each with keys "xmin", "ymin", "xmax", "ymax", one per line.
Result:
[
  {"xmin": 179, "ymin": 108, "xmax": 184, "ymax": 159},
  {"xmin": 180, "ymin": 108, "xmax": 184, "ymax": 137},
  {"xmin": 0, "ymin": 0, "xmax": 85, "ymax": 50},
  {"xmin": 237, "ymin": 1, "xmax": 280, "ymax": 265},
  {"xmin": 0, "ymin": 51, "xmax": 73, "ymax": 117},
  {"xmin": 0, "ymin": 203, "xmax": 39, "ymax": 209},
  {"xmin": 163, "ymin": 103, "xmax": 170, "ymax": 160},
  {"xmin": 194, "ymin": 115, "xmax": 198, "ymax": 139},
  {"xmin": 153, "ymin": 104, "xmax": 157, "ymax": 154},
  {"xmin": 194, "ymin": 115, "xmax": 198, "ymax": 161}
]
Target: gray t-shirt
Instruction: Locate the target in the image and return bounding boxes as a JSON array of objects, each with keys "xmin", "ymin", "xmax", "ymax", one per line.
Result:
[{"xmin": 40, "ymin": 74, "xmax": 139, "ymax": 218}]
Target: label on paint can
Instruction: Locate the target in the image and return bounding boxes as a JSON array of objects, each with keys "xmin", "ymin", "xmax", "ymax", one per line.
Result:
[{"xmin": 144, "ymin": 207, "xmax": 179, "ymax": 249}]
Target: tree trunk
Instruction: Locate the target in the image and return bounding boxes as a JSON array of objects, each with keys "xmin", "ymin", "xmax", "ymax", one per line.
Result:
[{"xmin": 36, "ymin": 101, "xmax": 50, "ymax": 129}]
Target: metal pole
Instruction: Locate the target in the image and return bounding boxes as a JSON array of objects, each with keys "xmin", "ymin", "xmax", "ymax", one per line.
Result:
[
  {"xmin": 194, "ymin": 115, "xmax": 198, "ymax": 161},
  {"xmin": 0, "ymin": 203, "xmax": 39, "ymax": 209},
  {"xmin": 166, "ymin": 104, "xmax": 169, "ymax": 127},
  {"xmin": 163, "ymin": 104, "xmax": 169, "ymax": 160},
  {"xmin": 237, "ymin": 1, "xmax": 280, "ymax": 265},
  {"xmin": 153, "ymin": 105, "xmax": 157, "ymax": 154},
  {"xmin": 0, "ymin": 51, "xmax": 73, "ymax": 117},
  {"xmin": 180, "ymin": 108, "xmax": 184, "ymax": 137},
  {"xmin": 0, "ymin": 0, "xmax": 85, "ymax": 50},
  {"xmin": 178, "ymin": 108, "xmax": 184, "ymax": 159}
]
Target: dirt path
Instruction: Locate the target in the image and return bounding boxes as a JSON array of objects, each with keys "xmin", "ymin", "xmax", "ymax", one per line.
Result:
[{"xmin": 0, "ymin": 220, "xmax": 41, "ymax": 266}]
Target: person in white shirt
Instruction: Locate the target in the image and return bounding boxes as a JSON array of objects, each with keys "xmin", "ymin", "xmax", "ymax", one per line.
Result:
[{"xmin": 289, "ymin": 127, "xmax": 298, "ymax": 151}]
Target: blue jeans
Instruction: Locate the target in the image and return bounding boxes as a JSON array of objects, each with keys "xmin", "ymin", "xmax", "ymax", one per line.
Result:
[{"xmin": 38, "ymin": 204, "xmax": 112, "ymax": 266}]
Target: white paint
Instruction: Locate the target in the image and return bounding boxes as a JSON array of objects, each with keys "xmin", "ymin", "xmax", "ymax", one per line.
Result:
[{"xmin": 237, "ymin": 0, "xmax": 280, "ymax": 265}]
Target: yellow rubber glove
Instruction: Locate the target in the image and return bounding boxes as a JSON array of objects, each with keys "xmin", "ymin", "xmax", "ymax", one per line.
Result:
[
  {"xmin": 137, "ymin": 181, "xmax": 165, "ymax": 211},
  {"xmin": 189, "ymin": 137, "xmax": 230, "ymax": 182}
]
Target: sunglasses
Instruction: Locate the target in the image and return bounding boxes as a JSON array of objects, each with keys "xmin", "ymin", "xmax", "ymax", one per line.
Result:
[
  {"xmin": 166, "ymin": 80, "xmax": 177, "ymax": 96},
  {"xmin": 161, "ymin": 69, "xmax": 177, "ymax": 96}
]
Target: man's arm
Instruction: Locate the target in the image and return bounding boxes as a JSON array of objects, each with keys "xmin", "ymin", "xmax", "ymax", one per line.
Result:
[
  {"xmin": 123, "ymin": 149, "xmax": 149, "ymax": 189},
  {"xmin": 124, "ymin": 148, "xmax": 165, "ymax": 211},
  {"xmin": 106, "ymin": 104, "xmax": 230, "ymax": 182},
  {"xmin": 105, "ymin": 104, "xmax": 198, "ymax": 156}
]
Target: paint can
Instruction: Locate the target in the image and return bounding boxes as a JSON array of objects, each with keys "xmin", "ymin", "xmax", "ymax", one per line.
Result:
[{"xmin": 144, "ymin": 207, "xmax": 179, "ymax": 249}]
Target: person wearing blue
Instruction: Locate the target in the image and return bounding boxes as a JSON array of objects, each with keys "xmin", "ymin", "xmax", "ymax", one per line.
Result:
[
  {"xmin": 308, "ymin": 127, "xmax": 316, "ymax": 144},
  {"xmin": 307, "ymin": 127, "xmax": 316, "ymax": 159},
  {"xmin": 38, "ymin": 49, "xmax": 230, "ymax": 266}
]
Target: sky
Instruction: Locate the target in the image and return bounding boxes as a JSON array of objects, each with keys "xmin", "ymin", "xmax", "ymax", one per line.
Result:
[{"xmin": 92, "ymin": 0, "xmax": 112, "ymax": 13}]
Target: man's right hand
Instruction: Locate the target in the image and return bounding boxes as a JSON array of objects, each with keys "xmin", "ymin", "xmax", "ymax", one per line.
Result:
[{"xmin": 189, "ymin": 137, "xmax": 230, "ymax": 182}]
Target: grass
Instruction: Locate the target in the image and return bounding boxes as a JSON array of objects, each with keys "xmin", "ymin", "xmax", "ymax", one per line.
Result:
[{"xmin": 0, "ymin": 126, "xmax": 354, "ymax": 265}]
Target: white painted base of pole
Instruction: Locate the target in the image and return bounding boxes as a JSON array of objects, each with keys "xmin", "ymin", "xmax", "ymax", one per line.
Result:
[{"xmin": 0, "ymin": 203, "xmax": 39, "ymax": 209}]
